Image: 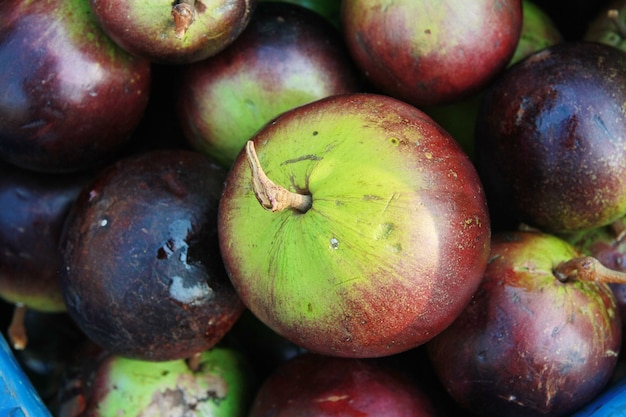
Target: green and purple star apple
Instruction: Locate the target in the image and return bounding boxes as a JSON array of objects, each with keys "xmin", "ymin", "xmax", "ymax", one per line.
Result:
[{"xmin": 218, "ymin": 93, "xmax": 491, "ymax": 358}]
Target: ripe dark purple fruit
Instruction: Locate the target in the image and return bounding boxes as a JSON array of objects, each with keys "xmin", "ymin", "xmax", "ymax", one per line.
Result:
[
  {"xmin": 428, "ymin": 230, "xmax": 622, "ymax": 417},
  {"xmin": 475, "ymin": 41, "xmax": 626, "ymax": 233},
  {"xmin": 0, "ymin": 0, "xmax": 151, "ymax": 173},
  {"xmin": 248, "ymin": 353, "xmax": 438, "ymax": 416},
  {"xmin": 59, "ymin": 150, "xmax": 244, "ymax": 361}
]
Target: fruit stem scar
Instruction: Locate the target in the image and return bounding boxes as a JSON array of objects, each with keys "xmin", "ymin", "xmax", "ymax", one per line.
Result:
[
  {"xmin": 186, "ymin": 351, "xmax": 203, "ymax": 372},
  {"xmin": 172, "ymin": 0, "xmax": 197, "ymax": 39},
  {"xmin": 246, "ymin": 140, "xmax": 312, "ymax": 213},
  {"xmin": 608, "ymin": 9, "xmax": 626, "ymax": 39},
  {"xmin": 554, "ymin": 255, "xmax": 626, "ymax": 284},
  {"xmin": 8, "ymin": 303, "xmax": 28, "ymax": 350}
]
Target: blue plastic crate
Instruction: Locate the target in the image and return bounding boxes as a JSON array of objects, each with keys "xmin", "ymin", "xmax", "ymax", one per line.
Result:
[{"xmin": 0, "ymin": 333, "xmax": 51, "ymax": 417}]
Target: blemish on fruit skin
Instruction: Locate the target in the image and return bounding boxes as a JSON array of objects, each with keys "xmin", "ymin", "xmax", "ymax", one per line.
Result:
[
  {"xmin": 280, "ymin": 154, "xmax": 322, "ymax": 165},
  {"xmin": 168, "ymin": 275, "xmax": 213, "ymax": 306},
  {"xmin": 315, "ymin": 394, "xmax": 350, "ymax": 402},
  {"xmin": 330, "ymin": 238, "xmax": 339, "ymax": 250},
  {"xmin": 374, "ymin": 223, "xmax": 394, "ymax": 240}
]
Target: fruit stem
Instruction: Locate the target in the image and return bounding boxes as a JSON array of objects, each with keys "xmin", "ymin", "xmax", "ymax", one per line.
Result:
[
  {"xmin": 554, "ymin": 255, "xmax": 626, "ymax": 284},
  {"xmin": 186, "ymin": 351, "xmax": 203, "ymax": 372},
  {"xmin": 8, "ymin": 303, "xmax": 28, "ymax": 350},
  {"xmin": 608, "ymin": 9, "xmax": 626, "ymax": 39},
  {"xmin": 246, "ymin": 140, "xmax": 312, "ymax": 213},
  {"xmin": 172, "ymin": 0, "xmax": 196, "ymax": 39}
]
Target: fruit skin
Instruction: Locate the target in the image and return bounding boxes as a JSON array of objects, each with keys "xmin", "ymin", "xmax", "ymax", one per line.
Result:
[
  {"xmin": 89, "ymin": 0, "xmax": 256, "ymax": 64},
  {"xmin": 423, "ymin": 0, "xmax": 564, "ymax": 161},
  {"xmin": 248, "ymin": 353, "xmax": 437, "ymax": 416},
  {"xmin": 177, "ymin": 1, "xmax": 363, "ymax": 168},
  {"xmin": 59, "ymin": 150, "xmax": 244, "ymax": 361},
  {"xmin": 340, "ymin": 0, "xmax": 523, "ymax": 107},
  {"xmin": 561, "ymin": 216, "xmax": 626, "ymax": 340},
  {"xmin": 55, "ymin": 344, "xmax": 254, "ymax": 417},
  {"xmin": 0, "ymin": 0, "xmax": 151, "ymax": 173},
  {"xmin": 218, "ymin": 93, "xmax": 491, "ymax": 358},
  {"xmin": 475, "ymin": 41, "xmax": 626, "ymax": 233},
  {"xmin": 0, "ymin": 162, "xmax": 92, "ymax": 312},
  {"xmin": 427, "ymin": 230, "xmax": 621, "ymax": 417}
]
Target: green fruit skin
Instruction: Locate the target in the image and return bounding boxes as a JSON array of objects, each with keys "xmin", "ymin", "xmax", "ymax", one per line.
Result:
[
  {"xmin": 178, "ymin": 2, "xmax": 362, "ymax": 168},
  {"xmin": 89, "ymin": 347, "xmax": 253, "ymax": 416},
  {"xmin": 508, "ymin": 0, "xmax": 564, "ymax": 67},
  {"xmin": 218, "ymin": 93, "xmax": 491, "ymax": 358}
]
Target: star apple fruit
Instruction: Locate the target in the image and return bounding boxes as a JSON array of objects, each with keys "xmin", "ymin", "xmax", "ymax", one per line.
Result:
[
  {"xmin": 0, "ymin": 162, "xmax": 92, "ymax": 314},
  {"xmin": 248, "ymin": 352, "xmax": 438, "ymax": 416},
  {"xmin": 177, "ymin": 1, "xmax": 363, "ymax": 168},
  {"xmin": 475, "ymin": 41, "xmax": 626, "ymax": 234},
  {"xmin": 59, "ymin": 150, "xmax": 244, "ymax": 361},
  {"xmin": 89, "ymin": 0, "xmax": 256, "ymax": 64},
  {"xmin": 340, "ymin": 0, "xmax": 523, "ymax": 107},
  {"xmin": 55, "ymin": 344, "xmax": 254, "ymax": 417},
  {"xmin": 0, "ymin": 0, "xmax": 151, "ymax": 173},
  {"xmin": 427, "ymin": 230, "xmax": 622, "ymax": 417},
  {"xmin": 0, "ymin": 161, "xmax": 93, "ymax": 350},
  {"xmin": 218, "ymin": 93, "xmax": 491, "ymax": 358}
]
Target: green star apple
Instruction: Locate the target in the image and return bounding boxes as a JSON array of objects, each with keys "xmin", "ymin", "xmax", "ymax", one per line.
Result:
[
  {"xmin": 56, "ymin": 345, "xmax": 254, "ymax": 416},
  {"xmin": 89, "ymin": 0, "xmax": 256, "ymax": 64},
  {"xmin": 218, "ymin": 93, "xmax": 491, "ymax": 358},
  {"xmin": 177, "ymin": 1, "xmax": 362, "ymax": 168}
]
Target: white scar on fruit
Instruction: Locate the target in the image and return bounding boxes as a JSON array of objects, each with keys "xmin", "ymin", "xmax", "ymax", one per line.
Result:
[{"xmin": 246, "ymin": 140, "xmax": 313, "ymax": 213}]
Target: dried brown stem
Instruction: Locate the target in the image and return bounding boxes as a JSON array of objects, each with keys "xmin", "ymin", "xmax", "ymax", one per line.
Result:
[
  {"xmin": 554, "ymin": 255, "xmax": 626, "ymax": 284},
  {"xmin": 172, "ymin": 0, "xmax": 196, "ymax": 39},
  {"xmin": 8, "ymin": 304, "xmax": 28, "ymax": 350},
  {"xmin": 246, "ymin": 141, "xmax": 312, "ymax": 213},
  {"xmin": 186, "ymin": 351, "xmax": 203, "ymax": 372}
]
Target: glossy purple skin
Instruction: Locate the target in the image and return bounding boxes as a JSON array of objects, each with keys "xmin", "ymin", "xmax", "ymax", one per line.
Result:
[
  {"xmin": 248, "ymin": 353, "xmax": 437, "ymax": 417},
  {"xmin": 428, "ymin": 231, "xmax": 621, "ymax": 417},
  {"xmin": 0, "ymin": 0, "xmax": 151, "ymax": 173},
  {"xmin": 59, "ymin": 150, "xmax": 244, "ymax": 361},
  {"xmin": 475, "ymin": 41, "xmax": 626, "ymax": 233},
  {"xmin": 0, "ymin": 161, "xmax": 92, "ymax": 312}
]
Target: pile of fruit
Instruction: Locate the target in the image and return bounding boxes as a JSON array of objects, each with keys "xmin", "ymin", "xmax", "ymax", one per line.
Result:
[{"xmin": 3, "ymin": 0, "xmax": 626, "ymax": 415}]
